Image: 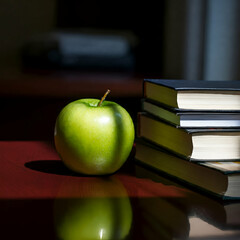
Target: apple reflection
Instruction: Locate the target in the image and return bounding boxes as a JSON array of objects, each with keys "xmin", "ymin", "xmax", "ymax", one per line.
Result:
[{"xmin": 53, "ymin": 176, "xmax": 132, "ymax": 240}]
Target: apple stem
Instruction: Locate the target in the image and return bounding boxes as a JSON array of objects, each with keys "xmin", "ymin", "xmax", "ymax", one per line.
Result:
[{"xmin": 97, "ymin": 89, "xmax": 111, "ymax": 107}]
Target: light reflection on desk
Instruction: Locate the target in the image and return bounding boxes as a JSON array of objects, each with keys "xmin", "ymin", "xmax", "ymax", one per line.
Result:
[
  {"xmin": 188, "ymin": 217, "xmax": 240, "ymax": 239},
  {"xmin": 1, "ymin": 144, "xmax": 240, "ymax": 240}
]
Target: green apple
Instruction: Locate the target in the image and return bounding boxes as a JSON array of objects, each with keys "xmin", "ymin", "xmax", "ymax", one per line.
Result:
[
  {"xmin": 53, "ymin": 176, "xmax": 133, "ymax": 240},
  {"xmin": 54, "ymin": 90, "xmax": 135, "ymax": 175}
]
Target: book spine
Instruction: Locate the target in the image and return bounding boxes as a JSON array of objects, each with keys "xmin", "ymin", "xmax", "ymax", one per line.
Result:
[{"xmin": 137, "ymin": 112, "xmax": 142, "ymax": 139}]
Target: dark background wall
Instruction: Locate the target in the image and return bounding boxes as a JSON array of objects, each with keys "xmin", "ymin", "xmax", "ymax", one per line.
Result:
[{"xmin": 1, "ymin": 0, "xmax": 240, "ymax": 140}]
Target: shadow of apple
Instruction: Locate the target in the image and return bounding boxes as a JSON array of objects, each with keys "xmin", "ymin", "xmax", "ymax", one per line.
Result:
[{"xmin": 53, "ymin": 176, "xmax": 132, "ymax": 240}]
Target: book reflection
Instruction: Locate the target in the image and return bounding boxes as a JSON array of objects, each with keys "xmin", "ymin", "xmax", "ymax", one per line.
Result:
[{"xmin": 134, "ymin": 164, "xmax": 240, "ymax": 239}]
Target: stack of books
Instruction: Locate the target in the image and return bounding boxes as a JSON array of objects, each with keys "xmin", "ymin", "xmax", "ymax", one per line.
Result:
[{"xmin": 135, "ymin": 79, "xmax": 240, "ymax": 199}]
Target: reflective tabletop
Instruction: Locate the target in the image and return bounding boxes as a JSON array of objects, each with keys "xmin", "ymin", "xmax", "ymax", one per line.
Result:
[{"xmin": 1, "ymin": 141, "xmax": 240, "ymax": 239}]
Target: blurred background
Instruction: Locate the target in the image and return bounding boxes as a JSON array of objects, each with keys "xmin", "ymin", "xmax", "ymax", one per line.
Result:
[{"xmin": 0, "ymin": 0, "xmax": 240, "ymax": 140}]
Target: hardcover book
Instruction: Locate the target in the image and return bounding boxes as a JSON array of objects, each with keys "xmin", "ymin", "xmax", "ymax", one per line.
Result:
[
  {"xmin": 135, "ymin": 139, "xmax": 240, "ymax": 199},
  {"xmin": 137, "ymin": 112, "xmax": 240, "ymax": 161},
  {"xmin": 143, "ymin": 79, "xmax": 240, "ymax": 110},
  {"xmin": 142, "ymin": 99, "xmax": 240, "ymax": 128}
]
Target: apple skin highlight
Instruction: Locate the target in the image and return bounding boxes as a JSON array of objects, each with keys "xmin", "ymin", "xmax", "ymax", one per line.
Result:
[{"xmin": 54, "ymin": 98, "xmax": 135, "ymax": 175}]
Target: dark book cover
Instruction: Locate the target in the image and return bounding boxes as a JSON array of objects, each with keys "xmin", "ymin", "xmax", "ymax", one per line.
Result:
[{"xmin": 144, "ymin": 79, "xmax": 240, "ymax": 91}]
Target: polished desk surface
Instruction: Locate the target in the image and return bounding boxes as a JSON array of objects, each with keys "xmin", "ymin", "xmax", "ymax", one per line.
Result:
[{"xmin": 1, "ymin": 141, "xmax": 240, "ymax": 240}]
